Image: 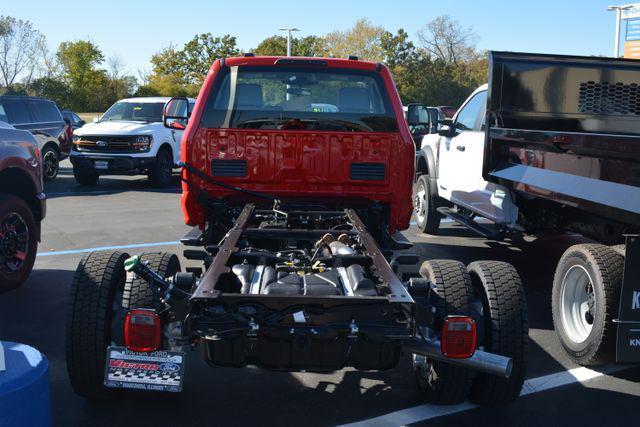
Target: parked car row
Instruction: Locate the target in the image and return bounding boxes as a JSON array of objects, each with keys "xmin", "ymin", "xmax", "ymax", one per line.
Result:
[
  {"xmin": 405, "ymin": 105, "xmax": 456, "ymax": 150},
  {"xmin": 0, "ymin": 96, "xmax": 72, "ymax": 181},
  {"xmin": 0, "ymin": 95, "xmax": 197, "ymax": 291},
  {"xmin": 0, "ymin": 95, "xmax": 195, "ymax": 188}
]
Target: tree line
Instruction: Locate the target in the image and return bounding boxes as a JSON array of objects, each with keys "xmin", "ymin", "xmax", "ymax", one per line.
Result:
[{"xmin": 0, "ymin": 15, "xmax": 487, "ymax": 112}]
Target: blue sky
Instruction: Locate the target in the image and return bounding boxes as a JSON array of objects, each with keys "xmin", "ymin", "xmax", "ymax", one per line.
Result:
[{"xmin": 3, "ymin": 0, "xmax": 626, "ymax": 74}]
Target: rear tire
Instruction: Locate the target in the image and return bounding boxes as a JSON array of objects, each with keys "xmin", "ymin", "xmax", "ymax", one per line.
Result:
[
  {"xmin": 467, "ymin": 261, "xmax": 528, "ymax": 405},
  {"xmin": 65, "ymin": 251, "xmax": 129, "ymax": 399},
  {"xmin": 414, "ymin": 175, "xmax": 441, "ymax": 234},
  {"xmin": 122, "ymin": 252, "xmax": 181, "ymax": 310},
  {"xmin": 413, "ymin": 259, "xmax": 474, "ymax": 404},
  {"xmin": 551, "ymin": 244, "xmax": 623, "ymax": 366},
  {"xmin": 0, "ymin": 194, "xmax": 38, "ymax": 293},
  {"xmin": 42, "ymin": 145, "xmax": 59, "ymax": 181},
  {"xmin": 73, "ymin": 167, "xmax": 99, "ymax": 186},
  {"xmin": 148, "ymin": 149, "xmax": 173, "ymax": 188}
]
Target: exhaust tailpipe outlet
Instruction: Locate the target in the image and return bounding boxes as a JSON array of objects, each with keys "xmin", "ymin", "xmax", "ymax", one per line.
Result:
[{"xmin": 403, "ymin": 336, "xmax": 513, "ymax": 378}]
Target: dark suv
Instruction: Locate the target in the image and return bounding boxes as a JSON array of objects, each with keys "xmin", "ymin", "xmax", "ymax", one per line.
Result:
[
  {"xmin": 0, "ymin": 122, "xmax": 46, "ymax": 292},
  {"xmin": 0, "ymin": 96, "xmax": 72, "ymax": 180}
]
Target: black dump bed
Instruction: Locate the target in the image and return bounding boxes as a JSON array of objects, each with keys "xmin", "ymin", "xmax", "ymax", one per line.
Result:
[{"xmin": 484, "ymin": 51, "xmax": 640, "ymax": 227}]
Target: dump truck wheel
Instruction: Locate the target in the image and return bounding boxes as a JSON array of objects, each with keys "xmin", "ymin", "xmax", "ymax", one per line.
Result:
[
  {"xmin": 65, "ymin": 251, "xmax": 129, "ymax": 399},
  {"xmin": 413, "ymin": 259, "xmax": 474, "ymax": 404},
  {"xmin": 467, "ymin": 261, "xmax": 528, "ymax": 405},
  {"xmin": 552, "ymin": 244, "xmax": 624, "ymax": 366},
  {"xmin": 122, "ymin": 251, "xmax": 181, "ymax": 310}
]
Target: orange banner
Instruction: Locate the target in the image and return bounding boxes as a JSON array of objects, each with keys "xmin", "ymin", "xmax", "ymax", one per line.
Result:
[{"xmin": 624, "ymin": 40, "xmax": 640, "ymax": 58}]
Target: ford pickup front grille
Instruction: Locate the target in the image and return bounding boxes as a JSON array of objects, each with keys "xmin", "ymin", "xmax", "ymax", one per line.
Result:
[
  {"xmin": 211, "ymin": 159, "xmax": 247, "ymax": 177},
  {"xmin": 578, "ymin": 81, "xmax": 640, "ymax": 115},
  {"xmin": 76, "ymin": 135, "xmax": 137, "ymax": 153},
  {"xmin": 350, "ymin": 163, "xmax": 386, "ymax": 181}
]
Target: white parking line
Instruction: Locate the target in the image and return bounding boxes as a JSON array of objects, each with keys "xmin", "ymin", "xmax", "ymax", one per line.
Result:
[
  {"xmin": 46, "ymin": 188, "xmax": 180, "ymax": 197},
  {"xmin": 340, "ymin": 365, "xmax": 630, "ymax": 427},
  {"xmin": 37, "ymin": 241, "xmax": 180, "ymax": 257}
]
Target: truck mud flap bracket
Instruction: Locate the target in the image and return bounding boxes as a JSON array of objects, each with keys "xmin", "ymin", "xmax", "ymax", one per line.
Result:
[{"xmin": 615, "ymin": 235, "xmax": 640, "ymax": 363}]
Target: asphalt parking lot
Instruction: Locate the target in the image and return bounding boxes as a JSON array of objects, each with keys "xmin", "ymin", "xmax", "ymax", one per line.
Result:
[{"xmin": 1, "ymin": 160, "xmax": 638, "ymax": 427}]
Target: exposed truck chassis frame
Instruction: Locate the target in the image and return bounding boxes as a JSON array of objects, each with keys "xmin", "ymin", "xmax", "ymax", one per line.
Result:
[
  {"xmin": 65, "ymin": 201, "xmax": 526, "ymax": 402},
  {"xmin": 179, "ymin": 203, "xmax": 511, "ymax": 376}
]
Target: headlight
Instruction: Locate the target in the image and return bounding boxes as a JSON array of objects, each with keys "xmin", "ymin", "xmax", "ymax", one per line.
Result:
[
  {"xmin": 133, "ymin": 135, "xmax": 152, "ymax": 151},
  {"xmin": 73, "ymin": 135, "xmax": 80, "ymax": 142}
]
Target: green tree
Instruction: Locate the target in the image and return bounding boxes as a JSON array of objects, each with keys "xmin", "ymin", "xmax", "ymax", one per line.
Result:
[
  {"xmin": 29, "ymin": 76, "xmax": 72, "ymax": 108},
  {"xmin": 55, "ymin": 40, "xmax": 137, "ymax": 111},
  {"xmin": 57, "ymin": 40, "xmax": 107, "ymax": 110},
  {"xmin": 140, "ymin": 34, "xmax": 239, "ymax": 97},
  {"xmin": 254, "ymin": 35, "xmax": 326, "ymax": 57},
  {"xmin": 324, "ymin": 18, "xmax": 385, "ymax": 61},
  {"xmin": 181, "ymin": 34, "xmax": 239, "ymax": 85},
  {"xmin": 381, "ymin": 29, "xmax": 415, "ymax": 67}
]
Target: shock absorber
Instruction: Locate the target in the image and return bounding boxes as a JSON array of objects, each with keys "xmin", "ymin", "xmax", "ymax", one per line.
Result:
[{"xmin": 124, "ymin": 255, "xmax": 192, "ymax": 303}]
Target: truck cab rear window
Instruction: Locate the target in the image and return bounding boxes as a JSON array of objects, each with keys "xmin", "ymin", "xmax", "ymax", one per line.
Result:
[{"xmin": 201, "ymin": 66, "xmax": 398, "ymax": 132}]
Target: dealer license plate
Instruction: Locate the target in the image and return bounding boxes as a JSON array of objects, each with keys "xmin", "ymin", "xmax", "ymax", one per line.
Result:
[
  {"xmin": 95, "ymin": 160, "xmax": 109, "ymax": 170},
  {"xmin": 104, "ymin": 346, "xmax": 185, "ymax": 392}
]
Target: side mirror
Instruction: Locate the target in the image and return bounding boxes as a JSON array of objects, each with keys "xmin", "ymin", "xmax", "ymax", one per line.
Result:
[
  {"xmin": 92, "ymin": 117, "xmax": 100, "ymax": 123},
  {"xmin": 438, "ymin": 118, "xmax": 455, "ymax": 137},
  {"xmin": 406, "ymin": 103, "xmax": 430, "ymax": 127},
  {"xmin": 164, "ymin": 97, "xmax": 189, "ymax": 130}
]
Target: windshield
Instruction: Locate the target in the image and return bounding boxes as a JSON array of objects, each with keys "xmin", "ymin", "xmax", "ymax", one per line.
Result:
[
  {"xmin": 201, "ymin": 66, "xmax": 398, "ymax": 132},
  {"xmin": 101, "ymin": 101, "xmax": 165, "ymax": 123}
]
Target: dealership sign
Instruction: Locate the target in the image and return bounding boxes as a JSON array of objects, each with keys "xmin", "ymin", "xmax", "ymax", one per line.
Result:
[
  {"xmin": 621, "ymin": 3, "xmax": 640, "ymax": 58},
  {"xmin": 622, "ymin": 3, "xmax": 640, "ymax": 19}
]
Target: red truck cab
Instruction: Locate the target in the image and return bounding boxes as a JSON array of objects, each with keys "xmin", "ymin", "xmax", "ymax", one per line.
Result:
[{"xmin": 170, "ymin": 56, "xmax": 415, "ymax": 238}]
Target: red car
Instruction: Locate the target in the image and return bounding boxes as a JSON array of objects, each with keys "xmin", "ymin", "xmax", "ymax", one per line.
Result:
[{"xmin": 0, "ymin": 122, "xmax": 46, "ymax": 291}]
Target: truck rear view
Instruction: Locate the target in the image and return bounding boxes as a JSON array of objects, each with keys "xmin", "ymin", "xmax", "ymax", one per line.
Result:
[
  {"xmin": 485, "ymin": 51, "xmax": 640, "ymax": 366},
  {"xmin": 64, "ymin": 55, "xmax": 528, "ymax": 407}
]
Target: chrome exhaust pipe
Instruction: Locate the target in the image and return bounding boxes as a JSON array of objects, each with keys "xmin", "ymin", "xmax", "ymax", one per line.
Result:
[{"xmin": 403, "ymin": 336, "xmax": 513, "ymax": 378}]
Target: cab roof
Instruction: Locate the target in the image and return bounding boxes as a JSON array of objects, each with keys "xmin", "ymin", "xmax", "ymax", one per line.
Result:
[{"xmin": 222, "ymin": 56, "xmax": 384, "ymax": 72}]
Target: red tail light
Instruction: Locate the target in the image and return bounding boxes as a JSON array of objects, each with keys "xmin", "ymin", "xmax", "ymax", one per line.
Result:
[
  {"xmin": 124, "ymin": 309, "xmax": 162, "ymax": 352},
  {"xmin": 441, "ymin": 315, "xmax": 477, "ymax": 359}
]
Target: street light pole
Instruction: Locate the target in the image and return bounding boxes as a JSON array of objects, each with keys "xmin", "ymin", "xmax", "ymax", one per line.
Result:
[
  {"xmin": 277, "ymin": 27, "xmax": 300, "ymax": 56},
  {"xmin": 608, "ymin": 5, "xmax": 633, "ymax": 58}
]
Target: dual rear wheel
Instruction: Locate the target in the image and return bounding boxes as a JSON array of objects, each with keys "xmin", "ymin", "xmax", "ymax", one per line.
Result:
[
  {"xmin": 413, "ymin": 259, "xmax": 528, "ymax": 405},
  {"xmin": 65, "ymin": 250, "xmax": 180, "ymax": 399}
]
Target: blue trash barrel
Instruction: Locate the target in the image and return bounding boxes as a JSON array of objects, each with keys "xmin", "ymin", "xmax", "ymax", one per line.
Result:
[{"xmin": 0, "ymin": 341, "xmax": 51, "ymax": 427}]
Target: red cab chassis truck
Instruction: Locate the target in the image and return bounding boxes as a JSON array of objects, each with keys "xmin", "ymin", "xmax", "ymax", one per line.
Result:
[{"xmin": 65, "ymin": 56, "xmax": 529, "ymax": 406}]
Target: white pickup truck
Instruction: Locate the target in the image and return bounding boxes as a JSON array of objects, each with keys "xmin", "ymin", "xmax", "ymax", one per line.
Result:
[
  {"xmin": 412, "ymin": 84, "xmax": 517, "ymax": 237},
  {"xmin": 71, "ymin": 97, "xmax": 195, "ymax": 187}
]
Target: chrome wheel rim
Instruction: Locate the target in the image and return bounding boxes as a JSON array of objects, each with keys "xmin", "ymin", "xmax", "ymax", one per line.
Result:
[
  {"xmin": 0, "ymin": 212, "xmax": 29, "ymax": 273},
  {"xmin": 414, "ymin": 183, "xmax": 427, "ymax": 224},
  {"xmin": 560, "ymin": 265, "xmax": 596, "ymax": 343},
  {"xmin": 43, "ymin": 150, "xmax": 58, "ymax": 178}
]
